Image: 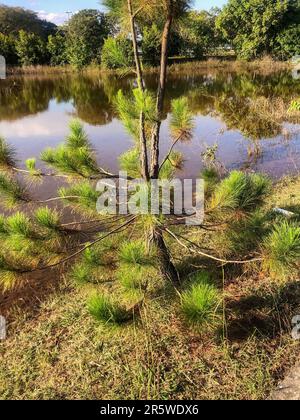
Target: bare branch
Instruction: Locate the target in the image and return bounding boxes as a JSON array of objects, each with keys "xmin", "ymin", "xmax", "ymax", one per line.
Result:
[
  {"xmin": 163, "ymin": 227, "xmax": 263, "ymax": 265},
  {"xmin": 22, "ymin": 216, "xmax": 137, "ymax": 274}
]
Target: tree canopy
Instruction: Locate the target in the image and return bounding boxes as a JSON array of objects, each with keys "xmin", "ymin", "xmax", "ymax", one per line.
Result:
[
  {"xmin": 65, "ymin": 9, "xmax": 111, "ymax": 68},
  {"xmin": 217, "ymin": 0, "xmax": 300, "ymax": 59},
  {"xmin": 0, "ymin": 5, "xmax": 56, "ymax": 39}
]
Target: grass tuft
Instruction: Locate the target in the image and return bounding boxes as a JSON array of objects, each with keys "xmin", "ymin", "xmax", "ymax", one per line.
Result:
[
  {"xmin": 0, "ymin": 137, "xmax": 16, "ymax": 168},
  {"xmin": 6, "ymin": 212, "xmax": 32, "ymax": 238},
  {"xmin": 87, "ymin": 293, "xmax": 130, "ymax": 325},
  {"xmin": 119, "ymin": 240, "xmax": 153, "ymax": 266},
  {"xmin": 211, "ymin": 171, "xmax": 270, "ymax": 214},
  {"xmin": 0, "ymin": 172, "xmax": 26, "ymax": 207},
  {"xmin": 181, "ymin": 272, "xmax": 221, "ymax": 328},
  {"xmin": 263, "ymin": 221, "xmax": 300, "ymax": 280},
  {"xmin": 35, "ymin": 207, "xmax": 60, "ymax": 231}
]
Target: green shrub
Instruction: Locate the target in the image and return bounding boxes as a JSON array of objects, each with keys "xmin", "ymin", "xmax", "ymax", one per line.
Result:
[
  {"xmin": 181, "ymin": 272, "xmax": 221, "ymax": 328},
  {"xmin": 263, "ymin": 221, "xmax": 300, "ymax": 280}
]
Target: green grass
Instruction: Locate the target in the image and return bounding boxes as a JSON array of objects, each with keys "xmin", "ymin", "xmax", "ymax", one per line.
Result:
[
  {"xmin": 119, "ymin": 240, "xmax": 154, "ymax": 266},
  {"xmin": 1, "ymin": 174, "xmax": 300, "ymax": 400},
  {"xmin": 0, "ymin": 173, "xmax": 26, "ymax": 207},
  {"xmin": 25, "ymin": 158, "xmax": 40, "ymax": 175},
  {"xmin": 6, "ymin": 212, "xmax": 32, "ymax": 238}
]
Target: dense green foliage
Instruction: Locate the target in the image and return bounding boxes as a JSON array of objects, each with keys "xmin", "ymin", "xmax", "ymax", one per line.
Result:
[
  {"xmin": 15, "ymin": 30, "xmax": 48, "ymax": 66},
  {"xmin": 0, "ymin": 1, "xmax": 299, "ymax": 67},
  {"xmin": 101, "ymin": 36, "xmax": 134, "ymax": 69},
  {"xmin": 217, "ymin": 0, "xmax": 300, "ymax": 60},
  {"xmin": 65, "ymin": 9, "xmax": 110, "ymax": 68},
  {"xmin": 47, "ymin": 32, "xmax": 68, "ymax": 66},
  {"xmin": 0, "ymin": 5, "xmax": 56, "ymax": 38}
]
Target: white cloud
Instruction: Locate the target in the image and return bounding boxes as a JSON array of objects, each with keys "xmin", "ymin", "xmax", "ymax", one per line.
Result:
[{"xmin": 37, "ymin": 10, "xmax": 68, "ymax": 26}]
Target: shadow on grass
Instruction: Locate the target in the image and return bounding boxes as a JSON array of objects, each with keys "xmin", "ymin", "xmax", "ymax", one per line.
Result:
[{"xmin": 225, "ymin": 281, "xmax": 300, "ymax": 342}]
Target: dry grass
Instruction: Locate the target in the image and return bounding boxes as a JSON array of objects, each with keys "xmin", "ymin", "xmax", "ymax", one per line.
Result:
[{"xmin": 7, "ymin": 57, "xmax": 292, "ymax": 77}]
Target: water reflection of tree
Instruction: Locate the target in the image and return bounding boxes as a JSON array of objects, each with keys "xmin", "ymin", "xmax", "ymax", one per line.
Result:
[{"xmin": 0, "ymin": 70, "xmax": 300, "ymax": 135}]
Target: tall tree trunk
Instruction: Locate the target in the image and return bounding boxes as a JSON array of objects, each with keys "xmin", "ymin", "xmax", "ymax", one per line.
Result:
[
  {"xmin": 127, "ymin": 0, "xmax": 149, "ymax": 181},
  {"xmin": 150, "ymin": 3, "xmax": 173, "ymax": 179}
]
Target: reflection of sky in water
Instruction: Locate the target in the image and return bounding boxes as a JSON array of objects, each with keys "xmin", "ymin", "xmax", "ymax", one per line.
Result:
[{"xmin": 0, "ymin": 73, "xmax": 300, "ymax": 180}]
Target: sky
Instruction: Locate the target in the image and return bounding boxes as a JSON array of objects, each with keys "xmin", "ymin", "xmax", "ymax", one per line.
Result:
[{"xmin": 1, "ymin": 0, "xmax": 227, "ymax": 25}]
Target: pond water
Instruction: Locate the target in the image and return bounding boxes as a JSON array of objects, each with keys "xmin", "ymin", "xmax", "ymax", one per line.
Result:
[{"xmin": 0, "ymin": 69, "xmax": 300, "ymax": 187}]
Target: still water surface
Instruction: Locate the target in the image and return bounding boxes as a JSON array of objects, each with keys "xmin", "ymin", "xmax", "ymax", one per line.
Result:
[{"xmin": 0, "ymin": 69, "xmax": 300, "ymax": 182}]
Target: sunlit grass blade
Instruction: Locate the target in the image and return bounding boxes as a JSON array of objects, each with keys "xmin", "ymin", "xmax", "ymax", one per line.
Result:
[{"xmin": 35, "ymin": 207, "xmax": 60, "ymax": 231}]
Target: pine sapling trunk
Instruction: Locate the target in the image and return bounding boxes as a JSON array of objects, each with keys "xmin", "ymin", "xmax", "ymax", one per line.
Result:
[
  {"xmin": 151, "ymin": 227, "xmax": 180, "ymax": 286},
  {"xmin": 150, "ymin": 5, "xmax": 173, "ymax": 179},
  {"xmin": 150, "ymin": 1, "xmax": 179, "ymax": 285},
  {"xmin": 127, "ymin": 0, "xmax": 149, "ymax": 181},
  {"xmin": 128, "ymin": 0, "xmax": 179, "ymax": 286}
]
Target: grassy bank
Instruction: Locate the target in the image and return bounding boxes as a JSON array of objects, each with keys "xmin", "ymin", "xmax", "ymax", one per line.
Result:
[
  {"xmin": 1, "ymin": 175, "xmax": 300, "ymax": 400},
  {"xmin": 7, "ymin": 57, "xmax": 292, "ymax": 77}
]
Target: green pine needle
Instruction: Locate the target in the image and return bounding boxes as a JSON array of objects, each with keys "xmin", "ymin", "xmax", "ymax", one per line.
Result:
[
  {"xmin": 181, "ymin": 272, "xmax": 221, "ymax": 328},
  {"xmin": 170, "ymin": 97, "xmax": 194, "ymax": 140},
  {"xmin": 211, "ymin": 171, "xmax": 271, "ymax": 214},
  {"xmin": 87, "ymin": 293, "xmax": 130, "ymax": 325},
  {"xmin": 0, "ymin": 172, "xmax": 27, "ymax": 207},
  {"xmin": 59, "ymin": 182, "xmax": 100, "ymax": 212},
  {"xmin": 263, "ymin": 221, "xmax": 300, "ymax": 280},
  {"xmin": 35, "ymin": 207, "xmax": 60, "ymax": 231}
]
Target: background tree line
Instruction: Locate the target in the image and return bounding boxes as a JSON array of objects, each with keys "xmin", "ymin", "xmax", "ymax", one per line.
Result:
[{"xmin": 0, "ymin": 1, "xmax": 299, "ymax": 69}]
